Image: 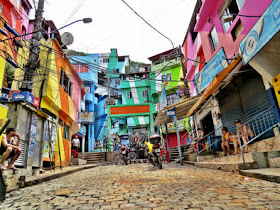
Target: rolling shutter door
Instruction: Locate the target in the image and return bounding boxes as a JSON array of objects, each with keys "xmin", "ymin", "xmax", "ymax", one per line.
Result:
[
  {"xmin": 217, "ymin": 82, "xmax": 244, "ymax": 132},
  {"xmin": 217, "ymin": 70, "xmax": 276, "ymax": 138},
  {"xmin": 236, "ymin": 72, "xmax": 271, "ymax": 119},
  {"xmin": 15, "ymin": 108, "xmax": 31, "ymax": 167}
]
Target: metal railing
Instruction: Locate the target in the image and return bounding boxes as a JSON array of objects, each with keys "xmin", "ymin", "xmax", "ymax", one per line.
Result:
[
  {"xmin": 195, "ymin": 126, "xmax": 223, "ymax": 162},
  {"xmin": 237, "ymin": 106, "xmax": 279, "ymax": 163}
]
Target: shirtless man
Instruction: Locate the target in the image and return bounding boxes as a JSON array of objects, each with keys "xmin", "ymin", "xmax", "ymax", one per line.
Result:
[
  {"xmin": 191, "ymin": 128, "xmax": 204, "ymax": 151},
  {"xmin": 235, "ymin": 119, "xmax": 254, "ymax": 153},
  {"xmin": 0, "ymin": 128, "xmax": 21, "ymax": 170}
]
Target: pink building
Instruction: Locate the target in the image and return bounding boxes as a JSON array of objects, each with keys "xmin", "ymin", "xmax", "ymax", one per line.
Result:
[
  {"xmin": 183, "ymin": 0, "xmax": 273, "ymax": 96},
  {"xmin": 182, "ymin": 0, "xmax": 280, "ymax": 146}
]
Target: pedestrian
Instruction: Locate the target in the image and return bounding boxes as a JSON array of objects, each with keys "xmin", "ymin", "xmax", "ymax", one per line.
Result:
[
  {"xmin": 0, "ymin": 128, "xmax": 21, "ymax": 170},
  {"xmin": 71, "ymin": 135, "xmax": 80, "ymax": 153},
  {"xmin": 191, "ymin": 128, "xmax": 204, "ymax": 152},
  {"xmin": 235, "ymin": 119, "xmax": 254, "ymax": 153},
  {"xmin": 221, "ymin": 127, "xmax": 239, "ymax": 156}
]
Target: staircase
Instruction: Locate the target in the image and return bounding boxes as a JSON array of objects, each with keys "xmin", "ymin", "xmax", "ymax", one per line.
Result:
[
  {"xmin": 170, "ymin": 147, "xmax": 180, "ymax": 161},
  {"xmin": 83, "ymin": 152, "xmax": 105, "ymax": 164}
]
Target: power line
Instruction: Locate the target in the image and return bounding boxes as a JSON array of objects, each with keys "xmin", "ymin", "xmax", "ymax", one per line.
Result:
[{"xmin": 120, "ymin": 0, "xmax": 174, "ymax": 49}]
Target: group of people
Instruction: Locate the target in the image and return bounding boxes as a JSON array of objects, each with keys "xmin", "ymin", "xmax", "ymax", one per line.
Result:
[{"xmin": 191, "ymin": 119, "xmax": 255, "ymax": 156}]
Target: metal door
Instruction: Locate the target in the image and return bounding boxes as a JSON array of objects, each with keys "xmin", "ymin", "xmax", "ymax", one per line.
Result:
[
  {"xmin": 15, "ymin": 108, "xmax": 31, "ymax": 167},
  {"xmin": 32, "ymin": 116, "xmax": 44, "ymax": 168}
]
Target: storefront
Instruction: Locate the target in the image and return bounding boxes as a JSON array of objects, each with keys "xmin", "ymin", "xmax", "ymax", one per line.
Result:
[
  {"xmin": 216, "ymin": 69, "xmax": 277, "ymax": 138},
  {"xmin": 239, "ymin": 0, "xmax": 280, "ymax": 122},
  {"xmin": 161, "ymin": 118, "xmax": 191, "ymax": 148},
  {"xmin": 1, "ymin": 101, "xmax": 49, "ymax": 168}
]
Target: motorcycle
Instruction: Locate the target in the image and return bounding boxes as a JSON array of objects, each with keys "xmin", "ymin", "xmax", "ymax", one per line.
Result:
[
  {"xmin": 145, "ymin": 134, "xmax": 162, "ymax": 169},
  {"xmin": 119, "ymin": 146, "xmax": 128, "ymax": 165}
]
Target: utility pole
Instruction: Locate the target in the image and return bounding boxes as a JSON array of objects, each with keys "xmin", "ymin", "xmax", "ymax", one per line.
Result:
[{"xmin": 20, "ymin": 0, "xmax": 44, "ymax": 92}]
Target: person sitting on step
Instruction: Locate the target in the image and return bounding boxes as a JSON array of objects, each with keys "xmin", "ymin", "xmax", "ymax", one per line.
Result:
[
  {"xmin": 235, "ymin": 119, "xmax": 255, "ymax": 153},
  {"xmin": 191, "ymin": 128, "xmax": 204, "ymax": 152},
  {"xmin": 0, "ymin": 128, "xmax": 21, "ymax": 170},
  {"xmin": 221, "ymin": 127, "xmax": 239, "ymax": 156}
]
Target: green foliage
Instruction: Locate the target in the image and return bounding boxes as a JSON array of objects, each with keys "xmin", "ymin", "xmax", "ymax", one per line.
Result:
[{"xmin": 64, "ymin": 49, "xmax": 87, "ymax": 56}]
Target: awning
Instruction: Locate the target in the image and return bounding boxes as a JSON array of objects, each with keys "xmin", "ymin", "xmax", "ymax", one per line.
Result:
[
  {"xmin": 153, "ymin": 96, "xmax": 199, "ymax": 126},
  {"xmin": 187, "ymin": 57, "xmax": 242, "ymax": 116}
]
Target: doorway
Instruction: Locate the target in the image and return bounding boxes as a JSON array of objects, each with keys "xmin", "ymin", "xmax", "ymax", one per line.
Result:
[{"xmin": 200, "ymin": 112, "xmax": 215, "ymax": 135}]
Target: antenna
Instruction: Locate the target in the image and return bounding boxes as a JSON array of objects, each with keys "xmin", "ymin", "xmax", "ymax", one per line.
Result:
[{"xmin": 61, "ymin": 32, "xmax": 74, "ymax": 46}]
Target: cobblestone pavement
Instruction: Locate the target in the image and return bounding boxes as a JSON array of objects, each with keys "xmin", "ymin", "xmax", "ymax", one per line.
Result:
[{"xmin": 1, "ymin": 163, "xmax": 280, "ymax": 209}]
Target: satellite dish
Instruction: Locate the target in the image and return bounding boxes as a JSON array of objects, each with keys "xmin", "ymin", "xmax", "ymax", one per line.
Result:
[{"xmin": 61, "ymin": 32, "xmax": 74, "ymax": 46}]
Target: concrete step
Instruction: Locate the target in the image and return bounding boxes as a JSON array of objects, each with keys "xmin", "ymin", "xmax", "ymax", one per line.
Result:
[
  {"xmin": 204, "ymin": 152, "xmax": 254, "ymax": 163},
  {"xmin": 194, "ymin": 161, "xmax": 258, "ymax": 173},
  {"xmin": 268, "ymin": 157, "xmax": 280, "ymax": 168},
  {"xmin": 239, "ymin": 168, "xmax": 280, "ymax": 183}
]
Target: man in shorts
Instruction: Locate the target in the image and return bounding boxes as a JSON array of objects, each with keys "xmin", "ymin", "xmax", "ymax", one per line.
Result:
[
  {"xmin": 191, "ymin": 128, "xmax": 204, "ymax": 152},
  {"xmin": 235, "ymin": 119, "xmax": 254, "ymax": 153},
  {"xmin": 0, "ymin": 128, "xmax": 21, "ymax": 170}
]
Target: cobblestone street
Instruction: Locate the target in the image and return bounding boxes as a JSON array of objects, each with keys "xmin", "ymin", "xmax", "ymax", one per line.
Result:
[{"xmin": 1, "ymin": 163, "xmax": 280, "ymax": 209}]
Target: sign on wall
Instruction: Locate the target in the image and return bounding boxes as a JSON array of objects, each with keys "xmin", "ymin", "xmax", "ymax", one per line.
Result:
[
  {"xmin": 239, "ymin": 0, "xmax": 280, "ymax": 64},
  {"xmin": 158, "ymin": 87, "xmax": 167, "ymax": 111},
  {"xmin": 195, "ymin": 48, "xmax": 228, "ymax": 93},
  {"xmin": 272, "ymin": 73, "xmax": 280, "ymax": 108},
  {"xmin": 161, "ymin": 119, "xmax": 185, "ymax": 134},
  {"xmin": 28, "ymin": 114, "xmax": 37, "ymax": 157},
  {"xmin": 109, "ymin": 105, "xmax": 150, "ymax": 115},
  {"xmin": 78, "ymin": 112, "xmax": 94, "ymax": 123}
]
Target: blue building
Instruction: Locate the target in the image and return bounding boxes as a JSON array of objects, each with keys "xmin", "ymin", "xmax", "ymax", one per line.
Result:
[{"xmin": 71, "ymin": 54, "xmax": 101, "ymax": 152}]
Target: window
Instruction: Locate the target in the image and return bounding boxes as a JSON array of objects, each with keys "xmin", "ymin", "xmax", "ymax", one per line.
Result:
[
  {"xmin": 209, "ymin": 27, "xmax": 219, "ymax": 51},
  {"xmin": 231, "ymin": 19, "xmax": 243, "ymax": 41},
  {"xmin": 126, "ymin": 92, "xmax": 131, "ymax": 98},
  {"xmin": 162, "ymin": 73, "xmax": 172, "ymax": 82},
  {"xmin": 72, "ymin": 64, "xmax": 88, "ymax": 73},
  {"xmin": 118, "ymin": 57, "xmax": 125, "ymax": 62},
  {"xmin": 142, "ymin": 90, "xmax": 148, "ymax": 97},
  {"xmin": 103, "ymin": 58, "xmax": 109, "ymax": 63},
  {"xmin": 113, "ymin": 69, "xmax": 120, "ymax": 74},
  {"xmin": 22, "ymin": 0, "xmax": 30, "ymax": 14},
  {"xmin": 167, "ymin": 94, "xmax": 180, "ymax": 105},
  {"xmin": 84, "ymin": 86, "xmax": 91, "ymax": 93},
  {"xmin": 60, "ymin": 68, "xmax": 72, "ymax": 96},
  {"xmin": 115, "ymin": 78, "xmax": 120, "ymax": 86},
  {"xmin": 220, "ymin": 0, "xmax": 245, "ymax": 32},
  {"xmin": 63, "ymin": 124, "xmax": 70, "ymax": 140}
]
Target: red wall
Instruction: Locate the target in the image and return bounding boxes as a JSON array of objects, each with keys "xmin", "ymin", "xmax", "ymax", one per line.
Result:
[{"xmin": 164, "ymin": 132, "xmax": 189, "ymax": 148}]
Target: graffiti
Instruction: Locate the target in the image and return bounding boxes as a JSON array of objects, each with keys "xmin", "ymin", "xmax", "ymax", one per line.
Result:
[{"xmin": 28, "ymin": 114, "xmax": 37, "ymax": 157}]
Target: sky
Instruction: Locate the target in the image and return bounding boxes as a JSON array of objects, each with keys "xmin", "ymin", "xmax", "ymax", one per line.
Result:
[{"xmin": 31, "ymin": 0, "xmax": 196, "ymax": 63}]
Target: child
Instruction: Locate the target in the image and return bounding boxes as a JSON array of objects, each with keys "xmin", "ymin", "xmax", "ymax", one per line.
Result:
[{"xmin": 221, "ymin": 127, "xmax": 239, "ymax": 156}]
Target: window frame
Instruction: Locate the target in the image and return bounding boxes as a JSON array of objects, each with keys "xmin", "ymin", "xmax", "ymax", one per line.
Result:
[
  {"xmin": 209, "ymin": 26, "xmax": 219, "ymax": 52},
  {"xmin": 126, "ymin": 92, "xmax": 132, "ymax": 98}
]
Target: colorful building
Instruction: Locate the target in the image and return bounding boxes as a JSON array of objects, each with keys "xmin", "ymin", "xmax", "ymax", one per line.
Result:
[
  {"xmin": 148, "ymin": 48, "xmax": 186, "ymax": 106},
  {"xmin": 11, "ymin": 38, "xmax": 85, "ymax": 167},
  {"xmin": 182, "ymin": 0, "xmax": 279, "ymax": 149},
  {"xmin": 0, "ymin": 0, "xmax": 32, "ymax": 96}
]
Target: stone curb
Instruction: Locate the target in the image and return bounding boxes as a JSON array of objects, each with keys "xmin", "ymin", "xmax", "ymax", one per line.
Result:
[
  {"xmin": 239, "ymin": 170, "xmax": 280, "ymax": 184},
  {"xmin": 24, "ymin": 164, "xmax": 99, "ymax": 187}
]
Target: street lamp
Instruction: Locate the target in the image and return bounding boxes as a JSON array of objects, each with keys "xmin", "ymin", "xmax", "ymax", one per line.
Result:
[{"xmin": 50, "ymin": 18, "xmax": 92, "ymax": 34}]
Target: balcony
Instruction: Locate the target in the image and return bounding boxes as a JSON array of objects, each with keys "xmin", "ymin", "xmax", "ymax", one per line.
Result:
[
  {"xmin": 85, "ymin": 92, "xmax": 93, "ymax": 102},
  {"xmin": 151, "ymin": 57, "xmax": 181, "ymax": 72},
  {"xmin": 121, "ymin": 79, "xmax": 150, "ymax": 89}
]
